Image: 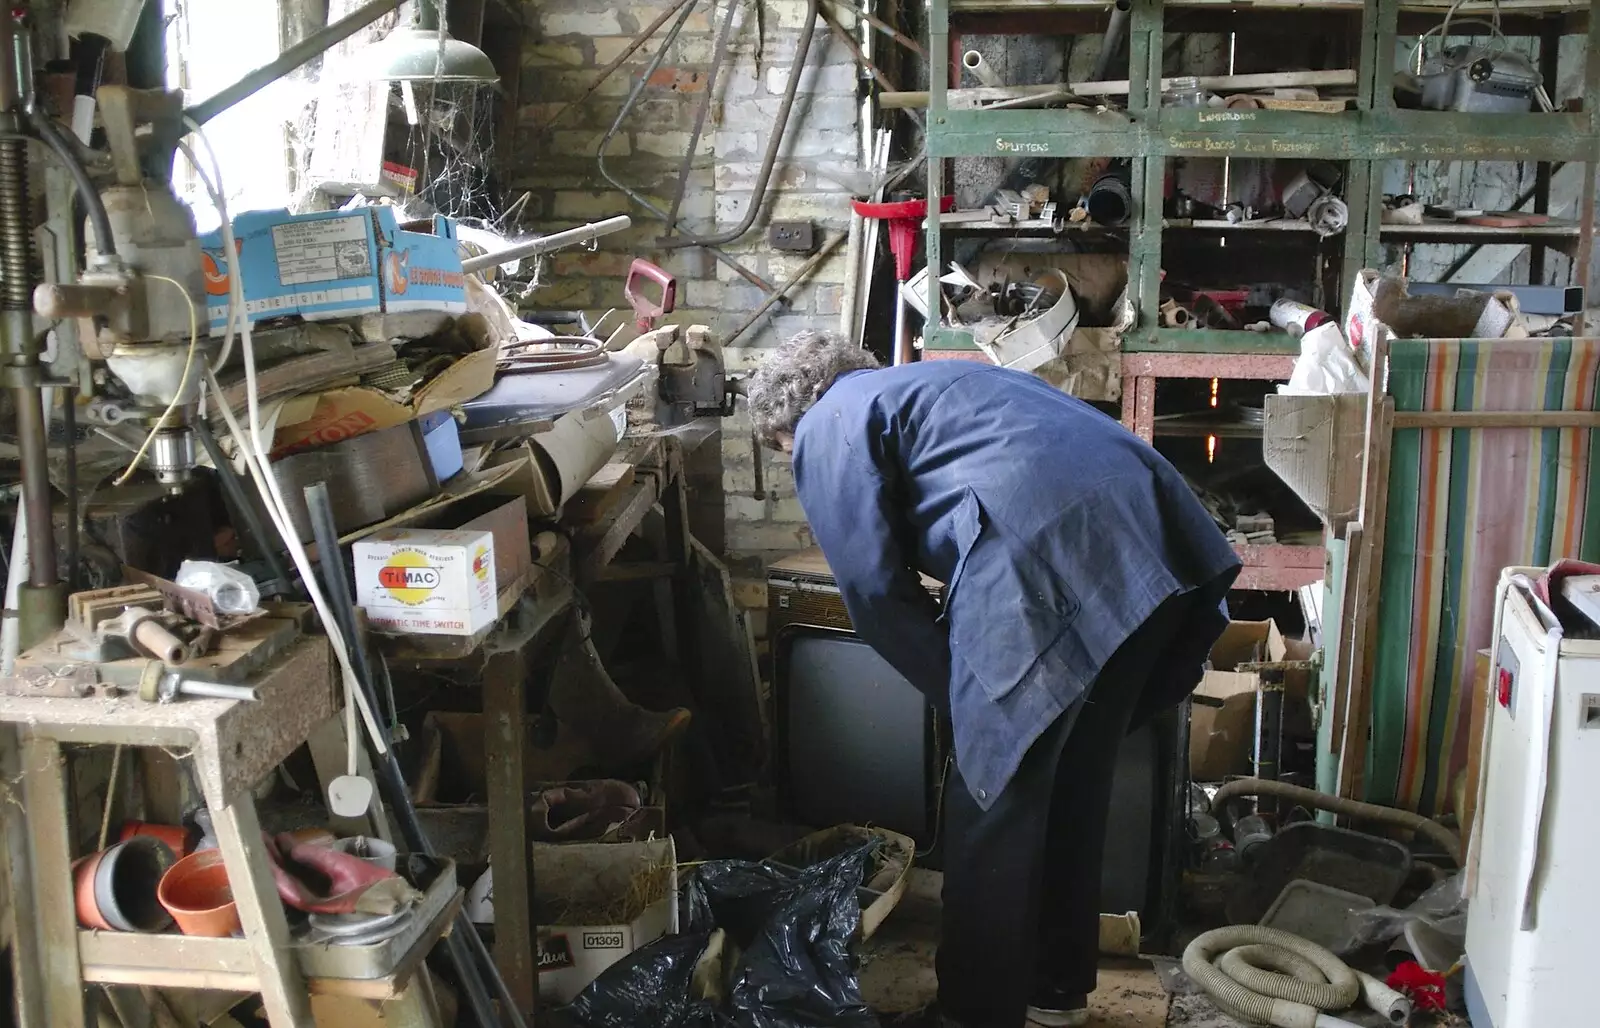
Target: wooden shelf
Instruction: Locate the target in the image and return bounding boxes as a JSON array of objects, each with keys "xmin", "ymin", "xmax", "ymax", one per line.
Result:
[
  {"xmin": 1233, "ymin": 543, "xmax": 1326, "ymax": 592},
  {"xmin": 76, "ymin": 887, "xmax": 463, "ymax": 1001}
]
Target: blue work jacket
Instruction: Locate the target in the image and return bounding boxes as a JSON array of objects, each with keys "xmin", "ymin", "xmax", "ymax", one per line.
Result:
[{"xmin": 792, "ymin": 362, "xmax": 1240, "ymax": 809}]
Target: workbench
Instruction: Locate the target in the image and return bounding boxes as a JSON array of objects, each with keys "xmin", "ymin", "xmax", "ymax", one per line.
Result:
[{"xmin": 0, "ymin": 611, "xmax": 339, "ymax": 1028}]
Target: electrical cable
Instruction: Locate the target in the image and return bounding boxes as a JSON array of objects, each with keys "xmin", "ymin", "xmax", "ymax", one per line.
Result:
[
  {"xmin": 111, "ymin": 274, "xmax": 200, "ymax": 486},
  {"xmin": 179, "ymin": 121, "xmax": 386, "ymax": 758}
]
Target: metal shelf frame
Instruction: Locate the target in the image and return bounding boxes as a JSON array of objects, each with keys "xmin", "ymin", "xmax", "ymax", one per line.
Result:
[{"xmin": 923, "ymin": 0, "xmax": 1600, "ymax": 355}]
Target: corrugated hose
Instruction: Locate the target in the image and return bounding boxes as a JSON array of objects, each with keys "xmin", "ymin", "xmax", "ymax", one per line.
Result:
[{"xmin": 1182, "ymin": 925, "xmax": 1412, "ymax": 1028}]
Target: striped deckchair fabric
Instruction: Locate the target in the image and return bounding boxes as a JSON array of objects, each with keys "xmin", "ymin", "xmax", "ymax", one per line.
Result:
[{"xmin": 1365, "ymin": 337, "xmax": 1600, "ymax": 813}]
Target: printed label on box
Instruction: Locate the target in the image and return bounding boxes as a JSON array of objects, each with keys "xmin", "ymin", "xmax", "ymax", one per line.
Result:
[{"xmin": 272, "ymin": 216, "xmax": 371, "ymax": 286}]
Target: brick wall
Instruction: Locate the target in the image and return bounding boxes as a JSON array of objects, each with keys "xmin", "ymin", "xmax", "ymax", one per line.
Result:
[{"xmin": 509, "ymin": 0, "xmax": 863, "ymax": 560}]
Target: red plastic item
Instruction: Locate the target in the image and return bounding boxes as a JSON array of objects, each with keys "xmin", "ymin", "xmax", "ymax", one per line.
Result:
[
  {"xmin": 1386, "ymin": 961, "xmax": 1447, "ymax": 1011},
  {"xmin": 624, "ymin": 259, "xmax": 677, "ymax": 331},
  {"xmin": 851, "ymin": 196, "xmax": 956, "ymax": 283},
  {"xmin": 263, "ymin": 832, "xmax": 400, "ymax": 915}
]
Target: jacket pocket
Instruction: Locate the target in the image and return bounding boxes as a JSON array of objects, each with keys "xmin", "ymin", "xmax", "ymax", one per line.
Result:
[{"xmin": 945, "ymin": 499, "xmax": 1080, "ymax": 702}]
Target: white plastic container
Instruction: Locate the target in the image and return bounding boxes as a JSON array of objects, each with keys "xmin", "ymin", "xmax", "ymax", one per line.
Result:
[{"xmin": 1464, "ymin": 567, "xmax": 1600, "ymax": 1028}]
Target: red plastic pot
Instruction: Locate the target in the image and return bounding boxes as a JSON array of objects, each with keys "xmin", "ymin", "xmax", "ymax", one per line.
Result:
[{"xmin": 158, "ymin": 849, "xmax": 240, "ymax": 937}]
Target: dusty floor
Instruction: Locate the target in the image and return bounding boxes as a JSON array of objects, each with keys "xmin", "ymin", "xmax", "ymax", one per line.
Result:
[{"xmin": 859, "ymin": 870, "xmax": 1179, "ymax": 1028}]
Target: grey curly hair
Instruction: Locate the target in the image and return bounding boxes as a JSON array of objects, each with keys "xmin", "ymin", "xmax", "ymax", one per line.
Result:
[{"xmin": 746, "ymin": 330, "xmax": 881, "ymax": 448}]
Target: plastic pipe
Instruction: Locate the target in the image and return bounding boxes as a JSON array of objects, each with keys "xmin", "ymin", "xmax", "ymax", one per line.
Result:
[
  {"xmin": 1210, "ymin": 778, "xmax": 1462, "ymax": 864},
  {"xmin": 962, "ymin": 50, "xmax": 1000, "ymax": 87},
  {"xmin": 1183, "ymin": 925, "xmax": 1360, "ymax": 1028}
]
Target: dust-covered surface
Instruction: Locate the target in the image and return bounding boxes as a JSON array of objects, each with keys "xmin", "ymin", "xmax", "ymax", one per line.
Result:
[{"xmin": 860, "ymin": 870, "xmax": 1170, "ymax": 1027}]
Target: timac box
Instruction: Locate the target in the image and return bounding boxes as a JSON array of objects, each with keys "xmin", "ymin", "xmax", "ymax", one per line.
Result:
[
  {"xmin": 198, "ymin": 207, "xmax": 466, "ymax": 334},
  {"xmin": 355, "ymin": 526, "xmax": 498, "ymax": 637}
]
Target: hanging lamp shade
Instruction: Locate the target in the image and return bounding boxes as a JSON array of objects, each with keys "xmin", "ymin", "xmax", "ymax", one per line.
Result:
[{"xmin": 363, "ymin": 1, "xmax": 498, "ymax": 84}]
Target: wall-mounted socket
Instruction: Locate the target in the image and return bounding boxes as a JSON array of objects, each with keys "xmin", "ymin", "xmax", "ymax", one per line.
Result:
[{"xmin": 768, "ymin": 220, "xmax": 816, "ymax": 253}]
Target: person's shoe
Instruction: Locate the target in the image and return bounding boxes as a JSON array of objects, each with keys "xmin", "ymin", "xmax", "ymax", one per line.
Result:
[{"xmin": 1026, "ymin": 988, "xmax": 1089, "ymax": 1027}]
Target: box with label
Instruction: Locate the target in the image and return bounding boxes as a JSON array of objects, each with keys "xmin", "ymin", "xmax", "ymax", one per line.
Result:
[
  {"xmin": 532, "ymin": 837, "xmax": 679, "ymax": 1004},
  {"xmin": 354, "ymin": 526, "xmax": 497, "ymax": 636},
  {"xmin": 198, "ymin": 206, "xmax": 466, "ymax": 334}
]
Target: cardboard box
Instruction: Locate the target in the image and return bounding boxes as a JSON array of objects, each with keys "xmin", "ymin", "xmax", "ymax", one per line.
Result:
[
  {"xmin": 533, "ymin": 838, "xmax": 679, "ymax": 1004},
  {"xmin": 1263, "ymin": 393, "xmax": 1368, "ymax": 533},
  {"xmin": 444, "ymin": 495, "xmax": 531, "ymax": 601},
  {"xmin": 1345, "ymin": 269, "xmax": 1520, "ymax": 372},
  {"xmin": 1191, "ymin": 619, "xmax": 1313, "ymax": 781},
  {"xmin": 354, "ymin": 525, "xmax": 498, "ymax": 636},
  {"xmin": 270, "ymin": 346, "xmax": 496, "ymax": 456},
  {"xmin": 198, "ymin": 206, "xmax": 466, "ymax": 334}
]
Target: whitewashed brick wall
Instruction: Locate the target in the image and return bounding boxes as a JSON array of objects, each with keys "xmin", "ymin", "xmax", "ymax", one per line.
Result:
[{"xmin": 513, "ymin": 0, "xmax": 862, "ymax": 558}]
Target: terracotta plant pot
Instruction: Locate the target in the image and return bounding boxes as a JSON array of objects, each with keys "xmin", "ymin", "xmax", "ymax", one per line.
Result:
[
  {"xmin": 118, "ymin": 820, "xmax": 197, "ymax": 859},
  {"xmin": 158, "ymin": 849, "xmax": 240, "ymax": 937},
  {"xmin": 73, "ymin": 837, "xmax": 176, "ymax": 932}
]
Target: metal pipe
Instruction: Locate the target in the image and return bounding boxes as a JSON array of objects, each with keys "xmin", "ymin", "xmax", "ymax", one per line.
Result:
[
  {"xmin": 1091, "ymin": 0, "xmax": 1133, "ymax": 84},
  {"xmin": 62, "ymin": 393, "xmax": 78, "ymax": 590},
  {"xmin": 664, "ymin": 0, "xmax": 742, "ymax": 233},
  {"xmin": 459, "ymin": 215, "xmax": 632, "ymax": 274},
  {"xmin": 171, "ymin": 679, "xmax": 260, "ymax": 702},
  {"xmin": 589, "ymin": 1, "xmax": 776, "ymax": 294},
  {"xmin": 194, "ymin": 420, "xmax": 294, "ymax": 597},
  {"xmin": 658, "ymin": 0, "xmax": 820, "ymax": 249},
  {"xmin": 13, "ymin": 386, "xmax": 54, "ymax": 587},
  {"xmin": 184, "ymin": 0, "xmax": 406, "ymax": 127},
  {"xmin": 540, "ymin": 0, "xmax": 697, "ymax": 131},
  {"xmin": 725, "ymin": 232, "xmax": 846, "ymax": 345}
]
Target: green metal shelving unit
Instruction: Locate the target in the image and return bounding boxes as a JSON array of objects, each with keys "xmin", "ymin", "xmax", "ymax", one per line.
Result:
[{"xmin": 921, "ymin": 0, "xmax": 1600, "ymax": 356}]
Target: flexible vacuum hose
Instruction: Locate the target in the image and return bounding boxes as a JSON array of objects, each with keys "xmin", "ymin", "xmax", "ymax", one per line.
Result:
[
  {"xmin": 1211, "ymin": 778, "xmax": 1462, "ymax": 865},
  {"xmin": 1182, "ymin": 926, "xmax": 1411, "ymax": 1028}
]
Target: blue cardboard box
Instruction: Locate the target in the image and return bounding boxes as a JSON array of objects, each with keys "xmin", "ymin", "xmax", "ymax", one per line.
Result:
[{"xmin": 199, "ymin": 206, "xmax": 467, "ymax": 334}]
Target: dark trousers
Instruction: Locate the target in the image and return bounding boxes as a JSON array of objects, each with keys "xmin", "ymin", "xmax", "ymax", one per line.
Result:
[{"xmin": 935, "ymin": 592, "xmax": 1193, "ymax": 1028}]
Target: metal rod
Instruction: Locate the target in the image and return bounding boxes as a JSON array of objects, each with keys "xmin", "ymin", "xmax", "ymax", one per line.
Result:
[
  {"xmin": 194, "ymin": 420, "xmax": 294, "ymax": 597},
  {"xmin": 658, "ymin": 0, "xmax": 819, "ymax": 249},
  {"xmin": 664, "ymin": 0, "xmax": 742, "ymax": 233},
  {"xmin": 1091, "ymin": 0, "xmax": 1133, "ymax": 84},
  {"xmin": 837, "ymin": 1, "xmax": 924, "ymax": 58},
  {"xmin": 822, "ymin": 3, "xmax": 896, "ymax": 93},
  {"xmin": 184, "ymin": 0, "xmax": 406, "ymax": 127},
  {"xmin": 62, "ymin": 392, "xmax": 78, "ymax": 591},
  {"xmin": 540, "ymin": 0, "xmax": 697, "ymax": 131},
  {"xmin": 586, "ymin": 0, "xmax": 776, "ymax": 295},
  {"xmin": 725, "ymin": 232, "xmax": 846, "ymax": 345},
  {"xmin": 176, "ymin": 679, "xmax": 260, "ymax": 702},
  {"xmin": 13, "ymin": 385, "xmax": 53, "ymax": 587},
  {"xmin": 459, "ymin": 215, "xmax": 632, "ymax": 273}
]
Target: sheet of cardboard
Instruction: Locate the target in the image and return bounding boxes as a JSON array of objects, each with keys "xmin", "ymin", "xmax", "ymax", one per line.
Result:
[
  {"xmin": 272, "ymin": 347, "xmax": 497, "ymax": 455},
  {"xmin": 1191, "ymin": 620, "xmax": 1285, "ymax": 781}
]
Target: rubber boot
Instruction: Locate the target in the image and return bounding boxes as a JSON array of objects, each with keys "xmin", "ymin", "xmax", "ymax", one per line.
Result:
[{"xmin": 548, "ymin": 611, "xmax": 691, "ymax": 770}]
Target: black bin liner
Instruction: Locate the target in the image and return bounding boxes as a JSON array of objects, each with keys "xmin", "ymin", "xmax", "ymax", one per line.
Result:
[{"xmin": 566, "ymin": 839, "xmax": 881, "ymax": 1028}]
